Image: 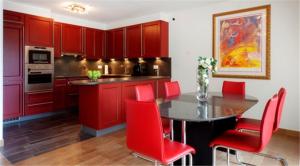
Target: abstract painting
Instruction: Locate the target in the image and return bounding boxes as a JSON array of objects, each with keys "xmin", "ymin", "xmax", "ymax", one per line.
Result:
[{"xmin": 213, "ymin": 5, "xmax": 270, "ymax": 79}]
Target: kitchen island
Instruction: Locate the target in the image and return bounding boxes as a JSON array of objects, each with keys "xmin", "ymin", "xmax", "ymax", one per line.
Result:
[{"xmin": 70, "ymin": 76, "xmax": 170, "ymax": 136}]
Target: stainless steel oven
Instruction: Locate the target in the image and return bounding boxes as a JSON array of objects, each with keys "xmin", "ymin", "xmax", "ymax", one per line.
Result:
[{"xmin": 25, "ymin": 46, "xmax": 54, "ymax": 92}]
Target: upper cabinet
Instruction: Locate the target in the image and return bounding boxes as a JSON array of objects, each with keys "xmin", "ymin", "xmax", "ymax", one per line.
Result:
[
  {"xmin": 4, "ymin": 10, "xmax": 24, "ymax": 23},
  {"xmin": 25, "ymin": 14, "xmax": 53, "ymax": 47},
  {"xmin": 85, "ymin": 28, "xmax": 105, "ymax": 60},
  {"xmin": 142, "ymin": 20, "xmax": 169, "ymax": 58},
  {"xmin": 106, "ymin": 28, "xmax": 124, "ymax": 59},
  {"xmin": 61, "ymin": 23, "xmax": 84, "ymax": 55},
  {"xmin": 126, "ymin": 24, "xmax": 142, "ymax": 58},
  {"xmin": 54, "ymin": 22, "xmax": 62, "ymax": 58}
]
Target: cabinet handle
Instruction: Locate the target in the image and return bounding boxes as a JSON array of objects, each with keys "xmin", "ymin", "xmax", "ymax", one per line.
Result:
[{"xmin": 27, "ymin": 101, "xmax": 53, "ymax": 107}]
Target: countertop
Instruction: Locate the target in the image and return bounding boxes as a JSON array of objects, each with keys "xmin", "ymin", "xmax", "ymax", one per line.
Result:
[{"xmin": 69, "ymin": 76, "xmax": 171, "ymax": 86}]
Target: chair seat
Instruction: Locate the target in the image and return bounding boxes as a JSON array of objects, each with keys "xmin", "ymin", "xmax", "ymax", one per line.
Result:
[
  {"xmin": 162, "ymin": 139, "xmax": 195, "ymax": 164},
  {"xmin": 162, "ymin": 118, "xmax": 171, "ymax": 134},
  {"xmin": 236, "ymin": 118, "xmax": 261, "ymax": 131},
  {"xmin": 210, "ymin": 130, "xmax": 260, "ymax": 153}
]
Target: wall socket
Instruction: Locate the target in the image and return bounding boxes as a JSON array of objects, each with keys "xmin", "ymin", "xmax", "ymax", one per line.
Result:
[
  {"xmin": 97, "ymin": 65, "xmax": 102, "ymax": 69},
  {"xmin": 153, "ymin": 65, "xmax": 159, "ymax": 69}
]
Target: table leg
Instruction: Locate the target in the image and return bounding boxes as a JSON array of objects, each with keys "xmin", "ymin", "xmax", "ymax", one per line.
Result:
[
  {"xmin": 170, "ymin": 119, "xmax": 174, "ymax": 141},
  {"xmin": 182, "ymin": 120, "xmax": 186, "ymax": 166}
]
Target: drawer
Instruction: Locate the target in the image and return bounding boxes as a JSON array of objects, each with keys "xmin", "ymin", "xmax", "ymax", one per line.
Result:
[
  {"xmin": 55, "ymin": 79, "xmax": 67, "ymax": 85},
  {"xmin": 25, "ymin": 102, "xmax": 53, "ymax": 115},
  {"xmin": 26, "ymin": 91, "xmax": 53, "ymax": 105}
]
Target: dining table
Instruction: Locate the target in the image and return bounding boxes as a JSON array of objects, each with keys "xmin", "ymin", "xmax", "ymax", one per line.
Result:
[{"xmin": 157, "ymin": 92, "xmax": 258, "ymax": 166}]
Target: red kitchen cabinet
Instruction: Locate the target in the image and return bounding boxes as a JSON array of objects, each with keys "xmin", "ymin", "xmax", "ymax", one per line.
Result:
[
  {"xmin": 3, "ymin": 19, "xmax": 24, "ymax": 120},
  {"xmin": 25, "ymin": 14, "xmax": 53, "ymax": 47},
  {"xmin": 62, "ymin": 23, "xmax": 84, "ymax": 55},
  {"xmin": 156, "ymin": 78, "xmax": 171, "ymax": 98},
  {"xmin": 126, "ymin": 24, "xmax": 142, "ymax": 58},
  {"xmin": 4, "ymin": 82, "xmax": 23, "ymax": 119},
  {"xmin": 4, "ymin": 10, "xmax": 24, "ymax": 23},
  {"xmin": 95, "ymin": 29, "xmax": 105, "ymax": 59},
  {"xmin": 106, "ymin": 28, "xmax": 124, "ymax": 59},
  {"xmin": 54, "ymin": 79, "xmax": 67, "ymax": 110},
  {"xmin": 99, "ymin": 83, "xmax": 122, "ymax": 129},
  {"xmin": 142, "ymin": 20, "xmax": 169, "ymax": 58},
  {"xmin": 85, "ymin": 28, "xmax": 105, "ymax": 60},
  {"xmin": 25, "ymin": 90, "xmax": 54, "ymax": 115},
  {"xmin": 54, "ymin": 22, "xmax": 62, "ymax": 58}
]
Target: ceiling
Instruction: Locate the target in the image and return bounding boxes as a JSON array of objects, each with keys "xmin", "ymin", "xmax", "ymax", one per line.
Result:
[{"xmin": 8, "ymin": 0, "xmax": 225, "ymax": 24}]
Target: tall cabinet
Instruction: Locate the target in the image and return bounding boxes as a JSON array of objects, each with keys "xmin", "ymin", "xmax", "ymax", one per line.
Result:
[{"xmin": 3, "ymin": 11, "xmax": 24, "ymax": 120}]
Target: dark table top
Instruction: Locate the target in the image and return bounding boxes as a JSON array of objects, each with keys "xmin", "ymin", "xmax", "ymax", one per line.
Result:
[{"xmin": 157, "ymin": 92, "xmax": 258, "ymax": 122}]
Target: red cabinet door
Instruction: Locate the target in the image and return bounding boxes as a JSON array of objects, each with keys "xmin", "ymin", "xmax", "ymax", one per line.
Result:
[
  {"xmin": 121, "ymin": 82, "xmax": 140, "ymax": 122},
  {"xmin": 24, "ymin": 90, "xmax": 54, "ymax": 115},
  {"xmin": 54, "ymin": 79, "xmax": 67, "ymax": 110},
  {"xmin": 4, "ymin": 82, "xmax": 23, "ymax": 119},
  {"xmin": 3, "ymin": 21, "xmax": 24, "ymax": 120},
  {"xmin": 156, "ymin": 78, "xmax": 171, "ymax": 98},
  {"xmin": 62, "ymin": 23, "xmax": 84, "ymax": 54},
  {"xmin": 85, "ymin": 27, "xmax": 95, "ymax": 59},
  {"xmin": 4, "ymin": 10, "xmax": 24, "ymax": 23},
  {"xmin": 99, "ymin": 83, "xmax": 122, "ymax": 129},
  {"xmin": 95, "ymin": 29, "xmax": 105, "ymax": 59},
  {"xmin": 114, "ymin": 28, "xmax": 124, "ymax": 59},
  {"xmin": 25, "ymin": 14, "xmax": 53, "ymax": 47},
  {"xmin": 54, "ymin": 22, "xmax": 62, "ymax": 58},
  {"xmin": 142, "ymin": 21, "xmax": 168, "ymax": 57},
  {"xmin": 106, "ymin": 28, "xmax": 124, "ymax": 59},
  {"xmin": 126, "ymin": 24, "xmax": 142, "ymax": 58}
]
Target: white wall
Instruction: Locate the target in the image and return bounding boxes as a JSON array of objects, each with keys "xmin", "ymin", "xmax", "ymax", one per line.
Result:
[
  {"xmin": 169, "ymin": 0, "xmax": 300, "ymax": 131},
  {"xmin": 0, "ymin": 0, "xmax": 4, "ymax": 144}
]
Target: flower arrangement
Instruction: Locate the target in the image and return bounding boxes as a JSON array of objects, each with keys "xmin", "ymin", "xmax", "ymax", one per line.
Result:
[
  {"xmin": 197, "ymin": 57, "xmax": 217, "ymax": 73},
  {"xmin": 87, "ymin": 70, "xmax": 102, "ymax": 81},
  {"xmin": 197, "ymin": 57, "xmax": 217, "ymax": 101}
]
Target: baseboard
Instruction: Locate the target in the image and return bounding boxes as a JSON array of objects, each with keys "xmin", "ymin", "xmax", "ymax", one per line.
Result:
[{"xmin": 277, "ymin": 128, "xmax": 300, "ymax": 138}]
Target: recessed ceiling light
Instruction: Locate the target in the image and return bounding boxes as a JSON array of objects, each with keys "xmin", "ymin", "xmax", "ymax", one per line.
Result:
[{"xmin": 64, "ymin": 3, "xmax": 88, "ymax": 14}]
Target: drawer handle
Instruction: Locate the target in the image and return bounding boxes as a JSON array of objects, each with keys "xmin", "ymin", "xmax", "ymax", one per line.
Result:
[{"xmin": 27, "ymin": 101, "xmax": 53, "ymax": 107}]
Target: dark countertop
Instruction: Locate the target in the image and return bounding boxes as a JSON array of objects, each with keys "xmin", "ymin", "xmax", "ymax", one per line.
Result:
[
  {"xmin": 69, "ymin": 76, "xmax": 171, "ymax": 86},
  {"xmin": 55, "ymin": 74, "xmax": 132, "ymax": 79}
]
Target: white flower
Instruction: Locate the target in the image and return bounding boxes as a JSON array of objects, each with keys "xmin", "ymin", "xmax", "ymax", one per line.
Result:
[
  {"xmin": 205, "ymin": 58, "xmax": 211, "ymax": 65},
  {"xmin": 205, "ymin": 78, "xmax": 209, "ymax": 85}
]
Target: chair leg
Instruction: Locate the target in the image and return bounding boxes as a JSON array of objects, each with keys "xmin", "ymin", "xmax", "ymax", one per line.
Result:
[
  {"xmin": 235, "ymin": 151, "xmax": 243, "ymax": 164},
  {"xmin": 213, "ymin": 146, "xmax": 217, "ymax": 166},
  {"xmin": 188, "ymin": 153, "xmax": 193, "ymax": 166},
  {"xmin": 256, "ymin": 152, "xmax": 288, "ymax": 166},
  {"xmin": 227, "ymin": 148, "xmax": 230, "ymax": 166}
]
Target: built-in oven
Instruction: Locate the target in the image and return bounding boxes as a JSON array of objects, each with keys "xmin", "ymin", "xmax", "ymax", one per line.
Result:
[
  {"xmin": 25, "ymin": 67, "xmax": 54, "ymax": 92},
  {"xmin": 25, "ymin": 46, "xmax": 54, "ymax": 64},
  {"xmin": 25, "ymin": 46, "xmax": 54, "ymax": 92}
]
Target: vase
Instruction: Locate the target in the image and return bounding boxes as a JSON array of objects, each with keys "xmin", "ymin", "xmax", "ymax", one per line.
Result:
[{"xmin": 196, "ymin": 69, "xmax": 209, "ymax": 101}]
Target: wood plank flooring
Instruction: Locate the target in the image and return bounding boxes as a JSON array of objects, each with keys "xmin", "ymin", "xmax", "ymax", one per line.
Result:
[
  {"xmin": 0, "ymin": 111, "xmax": 299, "ymax": 166},
  {"xmin": 0, "ymin": 129, "xmax": 297, "ymax": 166},
  {"xmin": 0, "ymin": 112, "xmax": 93, "ymax": 163}
]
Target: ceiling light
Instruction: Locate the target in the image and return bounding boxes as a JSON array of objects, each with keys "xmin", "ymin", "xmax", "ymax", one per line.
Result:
[{"xmin": 65, "ymin": 3, "xmax": 87, "ymax": 14}]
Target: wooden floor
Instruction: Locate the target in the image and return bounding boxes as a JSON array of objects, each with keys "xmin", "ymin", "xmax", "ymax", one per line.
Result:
[
  {"xmin": 0, "ymin": 112, "xmax": 93, "ymax": 163},
  {"xmin": 0, "ymin": 129, "xmax": 298, "ymax": 166}
]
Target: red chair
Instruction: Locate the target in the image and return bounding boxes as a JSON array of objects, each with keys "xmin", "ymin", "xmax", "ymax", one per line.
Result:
[
  {"xmin": 135, "ymin": 84, "xmax": 155, "ymax": 102},
  {"xmin": 135, "ymin": 84, "xmax": 171, "ymax": 137},
  {"xmin": 210, "ymin": 95, "xmax": 288, "ymax": 166},
  {"xmin": 165, "ymin": 81, "xmax": 181, "ymax": 98},
  {"xmin": 222, "ymin": 81, "xmax": 245, "ymax": 96},
  {"xmin": 236, "ymin": 88, "xmax": 287, "ymax": 132},
  {"xmin": 126, "ymin": 100, "xmax": 195, "ymax": 165}
]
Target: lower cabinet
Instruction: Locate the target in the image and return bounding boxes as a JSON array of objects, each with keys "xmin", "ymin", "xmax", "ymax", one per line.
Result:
[
  {"xmin": 99, "ymin": 83, "xmax": 122, "ymax": 129},
  {"xmin": 3, "ymin": 81, "xmax": 23, "ymax": 120},
  {"xmin": 25, "ymin": 90, "xmax": 54, "ymax": 115},
  {"xmin": 54, "ymin": 79, "xmax": 67, "ymax": 110}
]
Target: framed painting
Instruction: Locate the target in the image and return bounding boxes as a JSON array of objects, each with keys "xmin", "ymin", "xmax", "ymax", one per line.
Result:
[{"xmin": 212, "ymin": 5, "xmax": 271, "ymax": 79}]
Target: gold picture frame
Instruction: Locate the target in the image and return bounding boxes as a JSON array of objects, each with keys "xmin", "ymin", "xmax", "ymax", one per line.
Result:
[{"xmin": 212, "ymin": 5, "xmax": 271, "ymax": 79}]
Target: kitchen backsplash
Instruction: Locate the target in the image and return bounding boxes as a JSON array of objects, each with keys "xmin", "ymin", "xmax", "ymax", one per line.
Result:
[{"xmin": 54, "ymin": 56, "xmax": 171, "ymax": 77}]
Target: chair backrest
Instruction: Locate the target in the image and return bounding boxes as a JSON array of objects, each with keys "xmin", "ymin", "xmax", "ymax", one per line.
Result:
[
  {"xmin": 126, "ymin": 100, "xmax": 164, "ymax": 161},
  {"xmin": 273, "ymin": 88, "xmax": 287, "ymax": 132},
  {"xmin": 222, "ymin": 81, "xmax": 245, "ymax": 95},
  {"xmin": 258, "ymin": 95, "xmax": 278, "ymax": 152},
  {"xmin": 135, "ymin": 84, "xmax": 155, "ymax": 102},
  {"xmin": 165, "ymin": 81, "xmax": 181, "ymax": 98}
]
